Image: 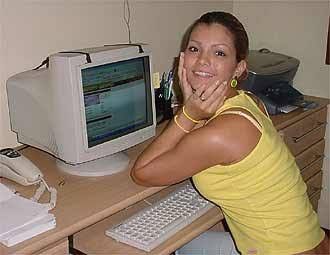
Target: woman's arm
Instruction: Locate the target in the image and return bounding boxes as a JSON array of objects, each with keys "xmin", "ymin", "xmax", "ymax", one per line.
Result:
[{"xmin": 130, "ymin": 111, "xmax": 261, "ymax": 186}]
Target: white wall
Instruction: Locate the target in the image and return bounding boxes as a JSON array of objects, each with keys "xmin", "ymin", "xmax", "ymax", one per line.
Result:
[
  {"xmin": 233, "ymin": 0, "xmax": 330, "ymax": 229},
  {"xmin": 0, "ymin": 0, "xmax": 232, "ymax": 147}
]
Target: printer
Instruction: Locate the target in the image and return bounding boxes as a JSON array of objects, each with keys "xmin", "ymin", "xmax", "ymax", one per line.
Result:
[{"xmin": 241, "ymin": 49, "xmax": 303, "ymax": 115}]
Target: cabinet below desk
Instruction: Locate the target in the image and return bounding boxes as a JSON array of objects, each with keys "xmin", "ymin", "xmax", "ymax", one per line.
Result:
[
  {"xmin": 74, "ymin": 182, "xmax": 223, "ymax": 255},
  {"xmin": 36, "ymin": 239, "xmax": 68, "ymax": 255},
  {"xmin": 272, "ymin": 96, "xmax": 329, "ymax": 211}
]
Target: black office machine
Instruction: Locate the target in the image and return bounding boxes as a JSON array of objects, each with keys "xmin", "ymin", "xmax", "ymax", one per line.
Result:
[{"xmin": 241, "ymin": 49, "xmax": 304, "ymax": 115}]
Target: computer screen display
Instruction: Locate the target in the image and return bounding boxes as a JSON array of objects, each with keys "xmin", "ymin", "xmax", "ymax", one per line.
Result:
[{"xmin": 82, "ymin": 57, "xmax": 153, "ymax": 147}]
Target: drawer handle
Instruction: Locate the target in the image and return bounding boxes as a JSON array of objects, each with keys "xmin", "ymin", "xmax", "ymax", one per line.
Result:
[
  {"xmin": 301, "ymin": 155, "xmax": 324, "ymax": 170},
  {"xmin": 309, "ymin": 186, "xmax": 322, "ymax": 194},
  {"xmin": 292, "ymin": 122, "xmax": 325, "ymax": 143}
]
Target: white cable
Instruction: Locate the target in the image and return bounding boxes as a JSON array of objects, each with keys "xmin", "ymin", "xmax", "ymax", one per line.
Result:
[
  {"xmin": 40, "ymin": 177, "xmax": 50, "ymax": 192},
  {"xmin": 31, "ymin": 181, "xmax": 46, "ymax": 202},
  {"xmin": 48, "ymin": 187, "xmax": 57, "ymax": 210},
  {"xmin": 30, "ymin": 178, "xmax": 57, "ymax": 210}
]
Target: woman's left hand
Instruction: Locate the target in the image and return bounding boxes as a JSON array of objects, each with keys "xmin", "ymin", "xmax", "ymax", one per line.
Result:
[
  {"xmin": 178, "ymin": 52, "xmax": 194, "ymax": 103},
  {"xmin": 184, "ymin": 79, "xmax": 229, "ymax": 122},
  {"xmin": 178, "ymin": 52, "xmax": 229, "ymax": 122}
]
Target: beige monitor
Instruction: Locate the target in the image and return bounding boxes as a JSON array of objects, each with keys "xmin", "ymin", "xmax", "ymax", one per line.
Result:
[{"xmin": 7, "ymin": 44, "xmax": 156, "ymax": 176}]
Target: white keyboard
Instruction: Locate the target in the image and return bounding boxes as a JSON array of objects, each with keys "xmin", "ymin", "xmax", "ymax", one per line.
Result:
[{"xmin": 105, "ymin": 183, "xmax": 214, "ymax": 252}]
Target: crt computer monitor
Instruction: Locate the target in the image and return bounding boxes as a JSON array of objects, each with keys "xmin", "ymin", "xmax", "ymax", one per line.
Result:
[{"xmin": 6, "ymin": 44, "xmax": 156, "ymax": 176}]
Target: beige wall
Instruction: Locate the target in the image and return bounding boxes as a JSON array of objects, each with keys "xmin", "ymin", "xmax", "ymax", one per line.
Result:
[
  {"xmin": 233, "ymin": 0, "xmax": 330, "ymax": 228},
  {"xmin": 233, "ymin": 1, "xmax": 329, "ymax": 97},
  {"xmin": 0, "ymin": 0, "xmax": 232, "ymax": 147}
]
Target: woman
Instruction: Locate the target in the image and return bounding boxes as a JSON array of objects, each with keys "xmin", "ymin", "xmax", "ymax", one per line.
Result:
[{"xmin": 131, "ymin": 11, "xmax": 328, "ymax": 255}]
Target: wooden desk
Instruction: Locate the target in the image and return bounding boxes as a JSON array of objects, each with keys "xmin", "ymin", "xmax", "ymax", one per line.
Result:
[
  {"xmin": 0, "ymin": 125, "xmax": 223, "ymax": 255},
  {"xmin": 0, "ymin": 95, "xmax": 328, "ymax": 255}
]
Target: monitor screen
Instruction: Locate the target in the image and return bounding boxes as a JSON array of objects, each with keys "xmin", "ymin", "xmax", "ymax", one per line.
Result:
[{"xmin": 82, "ymin": 57, "xmax": 153, "ymax": 148}]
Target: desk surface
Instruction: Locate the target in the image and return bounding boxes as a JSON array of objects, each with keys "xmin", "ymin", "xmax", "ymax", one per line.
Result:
[
  {"xmin": 0, "ymin": 141, "xmax": 165, "ymax": 254},
  {"xmin": 0, "ymin": 95, "xmax": 328, "ymax": 255}
]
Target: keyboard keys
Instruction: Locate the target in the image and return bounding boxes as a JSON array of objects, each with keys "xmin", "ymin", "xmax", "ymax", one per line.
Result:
[{"xmin": 105, "ymin": 183, "xmax": 214, "ymax": 252}]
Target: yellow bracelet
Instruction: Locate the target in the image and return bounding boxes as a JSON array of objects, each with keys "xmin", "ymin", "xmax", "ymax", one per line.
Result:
[
  {"xmin": 182, "ymin": 106, "xmax": 201, "ymax": 124},
  {"xmin": 174, "ymin": 115, "xmax": 190, "ymax": 133}
]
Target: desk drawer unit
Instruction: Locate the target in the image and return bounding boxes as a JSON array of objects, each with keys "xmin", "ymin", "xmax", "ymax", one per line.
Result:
[
  {"xmin": 300, "ymin": 155, "xmax": 324, "ymax": 182},
  {"xmin": 309, "ymin": 191, "xmax": 322, "ymax": 211},
  {"xmin": 296, "ymin": 139, "xmax": 325, "ymax": 181},
  {"xmin": 306, "ymin": 171, "xmax": 323, "ymax": 198},
  {"xmin": 279, "ymin": 107, "xmax": 328, "ymax": 212},
  {"xmin": 282, "ymin": 108, "xmax": 327, "ymax": 156}
]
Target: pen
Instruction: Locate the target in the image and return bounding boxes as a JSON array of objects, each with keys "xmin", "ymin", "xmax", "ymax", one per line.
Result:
[
  {"xmin": 160, "ymin": 72, "xmax": 166, "ymax": 89},
  {"xmin": 165, "ymin": 70, "xmax": 173, "ymax": 100},
  {"xmin": 160, "ymin": 71, "xmax": 167, "ymax": 100}
]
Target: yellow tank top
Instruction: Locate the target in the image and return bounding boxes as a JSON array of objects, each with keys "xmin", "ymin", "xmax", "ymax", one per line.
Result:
[{"xmin": 192, "ymin": 90, "xmax": 324, "ymax": 255}]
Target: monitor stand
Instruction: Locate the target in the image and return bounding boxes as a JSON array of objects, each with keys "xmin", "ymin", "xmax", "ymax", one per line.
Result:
[{"xmin": 56, "ymin": 152, "xmax": 130, "ymax": 177}]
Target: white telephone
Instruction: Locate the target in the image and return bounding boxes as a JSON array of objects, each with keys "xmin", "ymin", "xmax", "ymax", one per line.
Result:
[
  {"xmin": 0, "ymin": 148, "xmax": 57, "ymax": 209},
  {"xmin": 0, "ymin": 148, "xmax": 43, "ymax": 186}
]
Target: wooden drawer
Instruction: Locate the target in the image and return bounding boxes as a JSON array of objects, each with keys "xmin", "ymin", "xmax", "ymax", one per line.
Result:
[
  {"xmin": 282, "ymin": 108, "xmax": 327, "ymax": 156},
  {"xmin": 306, "ymin": 171, "xmax": 323, "ymax": 197},
  {"xmin": 309, "ymin": 191, "xmax": 321, "ymax": 212},
  {"xmin": 295, "ymin": 139, "xmax": 325, "ymax": 174},
  {"xmin": 300, "ymin": 157, "xmax": 323, "ymax": 182},
  {"xmin": 36, "ymin": 238, "xmax": 69, "ymax": 255}
]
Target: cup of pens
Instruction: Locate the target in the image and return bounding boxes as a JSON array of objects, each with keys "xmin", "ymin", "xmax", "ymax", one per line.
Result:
[{"xmin": 155, "ymin": 70, "xmax": 174, "ymax": 123}]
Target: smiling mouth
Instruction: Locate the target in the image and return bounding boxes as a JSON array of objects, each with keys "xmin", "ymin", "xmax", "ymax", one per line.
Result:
[{"xmin": 193, "ymin": 71, "xmax": 214, "ymax": 78}]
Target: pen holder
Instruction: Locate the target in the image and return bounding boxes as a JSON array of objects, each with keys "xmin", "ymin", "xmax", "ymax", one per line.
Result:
[{"xmin": 155, "ymin": 88, "xmax": 173, "ymax": 124}]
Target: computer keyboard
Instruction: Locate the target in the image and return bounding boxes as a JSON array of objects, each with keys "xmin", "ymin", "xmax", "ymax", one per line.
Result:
[{"xmin": 105, "ymin": 182, "xmax": 214, "ymax": 252}]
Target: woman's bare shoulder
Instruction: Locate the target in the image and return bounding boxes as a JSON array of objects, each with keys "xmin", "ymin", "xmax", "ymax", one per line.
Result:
[{"xmin": 201, "ymin": 111, "xmax": 262, "ymax": 164}]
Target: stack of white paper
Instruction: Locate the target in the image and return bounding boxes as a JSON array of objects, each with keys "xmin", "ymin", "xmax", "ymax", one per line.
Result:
[{"xmin": 0, "ymin": 183, "xmax": 56, "ymax": 247}]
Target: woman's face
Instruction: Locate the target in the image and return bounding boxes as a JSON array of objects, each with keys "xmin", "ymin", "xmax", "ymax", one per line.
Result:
[{"xmin": 184, "ymin": 23, "xmax": 243, "ymax": 91}]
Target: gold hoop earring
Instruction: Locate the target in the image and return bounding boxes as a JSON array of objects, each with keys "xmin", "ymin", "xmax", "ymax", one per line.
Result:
[{"xmin": 230, "ymin": 77, "xmax": 238, "ymax": 88}]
